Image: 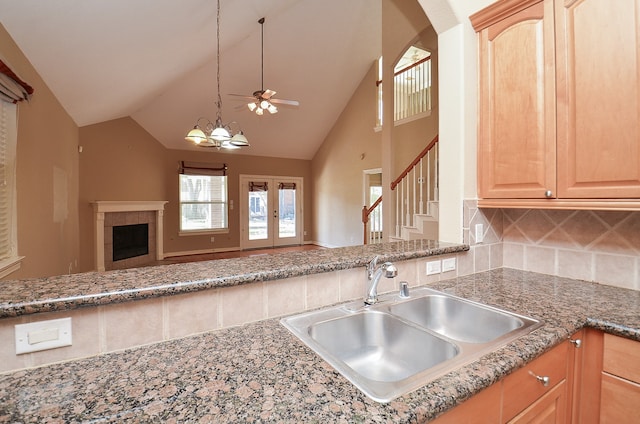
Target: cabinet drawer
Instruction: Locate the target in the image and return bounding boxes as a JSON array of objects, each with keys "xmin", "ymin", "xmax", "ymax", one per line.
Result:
[
  {"xmin": 502, "ymin": 341, "xmax": 568, "ymax": 422},
  {"xmin": 603, "ymin": 333, "xmax": 640, "ymax": 383}
]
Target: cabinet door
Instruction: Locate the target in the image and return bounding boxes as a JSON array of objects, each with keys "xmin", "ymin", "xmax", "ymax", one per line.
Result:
[
  {"xmin": 477, "ymin": 0, "xmax": 557, "ymax": 199},
  {"xmin": 599, "ymin": 373, "xmax": 640, "ymax": 423},
  {"xmin": 507, "ymin": 380, "xmax": 567, "ymax": 424},
  {"xmin": 502, "ymin": 341, "xmax": 569, "ymax": 422},
  {"xmin": 555, "ymin": 0, "xmax": 640, "ymax": 198}
]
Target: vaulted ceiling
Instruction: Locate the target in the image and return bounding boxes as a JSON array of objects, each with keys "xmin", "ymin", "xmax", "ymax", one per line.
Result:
[{"xmin": 0, "ymin": 0, "xmax": 382, "ymax": 159}]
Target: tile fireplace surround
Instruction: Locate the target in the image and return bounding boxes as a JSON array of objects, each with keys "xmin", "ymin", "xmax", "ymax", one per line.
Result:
[{"xmin": 92, "ymin": 201, "xmax": 168, "ymax": 271}]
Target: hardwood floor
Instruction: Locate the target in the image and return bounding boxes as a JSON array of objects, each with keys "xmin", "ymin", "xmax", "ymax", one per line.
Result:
[{"xmin": 153, "ymin": 244, "xmax": 325, "ymax": 266}]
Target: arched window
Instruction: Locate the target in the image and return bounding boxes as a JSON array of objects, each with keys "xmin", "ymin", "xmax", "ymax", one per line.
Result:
[{"xmin": 393, "ymin": 46, "xmax": 431, "ymax": 123}]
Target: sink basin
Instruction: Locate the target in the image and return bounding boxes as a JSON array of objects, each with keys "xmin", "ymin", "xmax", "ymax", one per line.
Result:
[
  {"xmin": 387, "ymin": 294, "xmax": 526, "ymax": 343},
  {"xmin": 281, "ymin": 286, "xmax": 541, "ymax": 402},
  {"xmin": 309, "ymin": 310, "xmax": 458, "ymax": 382}
]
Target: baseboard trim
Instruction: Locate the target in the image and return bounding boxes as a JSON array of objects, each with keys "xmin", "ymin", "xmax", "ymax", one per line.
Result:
[{"xmin": 163, "ymin": 247, "xmax": 241, "ymax": 258}]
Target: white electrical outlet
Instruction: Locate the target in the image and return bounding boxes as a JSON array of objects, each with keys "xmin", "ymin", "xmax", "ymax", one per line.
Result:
[
  {"xmin": 475, "ymin": 223, "xmax": 484, "ymax": 244},
  {"xmin": 442, "ymin": 257, "xmax": 456, "ymax": 272},
  {"xmin": 15, "ymin": 317, "xmax": 72, "ymax": 354},
  {"xmin": 426, "ymin": 260, "xmax": 441, "ymax": 275},
  {"xmin": 210, "ymin": 236, "xmax": 215, "ymax": 243}
]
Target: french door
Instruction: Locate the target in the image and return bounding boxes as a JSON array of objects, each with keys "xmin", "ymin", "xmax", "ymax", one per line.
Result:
[{"xmin": 240, "ymin": 175, "xmax": 303, "ymax": 249}]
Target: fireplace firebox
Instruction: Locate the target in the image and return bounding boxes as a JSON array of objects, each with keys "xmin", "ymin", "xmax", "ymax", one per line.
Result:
[{"xmin": 113, "ymin": 223, "xmax": 149, "ymax": 262}]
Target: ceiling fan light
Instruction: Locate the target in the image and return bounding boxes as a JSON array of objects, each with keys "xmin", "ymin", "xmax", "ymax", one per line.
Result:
[
  {"xmin": 260, "ymin": 99, "xmax": 270, "ymax": 109},
  {"xmin": 255, "ymin": 107, "xmax": 264, "ymax": 116},
  {"xmin": 247, "ymin": 102, "xmax": 257, "ymax": 112},
  {"xmin": 230, "ymin": 131, "xmax": 250, "ymax": 146},
  {"xmin": 267, "ymin": 104, "xmax": 278, "ymax": 114},
  {"xmin": 185, "ymin": 127, "xmax": 207, "ymax": 144}
]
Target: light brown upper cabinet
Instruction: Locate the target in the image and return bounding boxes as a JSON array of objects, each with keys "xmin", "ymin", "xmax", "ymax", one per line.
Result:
[{"xmin": 471, "ymin": 0, "xmax": 640, "ymax": 210}]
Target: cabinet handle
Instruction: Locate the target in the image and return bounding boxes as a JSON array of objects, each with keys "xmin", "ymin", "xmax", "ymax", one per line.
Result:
[
  {"xmin": 529, "ymin": 371, "xmax": 550, "ymax": 387},
  {"xmin": 569, "ymin": 338, "xmax": 582, "ymax": 348},
  {"xmin": 544, "ymin": 190, "xmax": 553, "ymax": 198}
]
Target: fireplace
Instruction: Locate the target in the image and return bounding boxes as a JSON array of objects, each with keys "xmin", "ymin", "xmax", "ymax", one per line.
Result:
[
  {"xmin": 113, "ymin": 223, "xmax": 149, "ymax": 261},
  {"xmin": 92, "ymin": 201, "xmax": 168, "ymax": 271}
]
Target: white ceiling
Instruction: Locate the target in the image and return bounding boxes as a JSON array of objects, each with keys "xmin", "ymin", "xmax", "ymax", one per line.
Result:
[{"xmin": 0, "ymin": 0, "xmax": 382, "ymax": 160}]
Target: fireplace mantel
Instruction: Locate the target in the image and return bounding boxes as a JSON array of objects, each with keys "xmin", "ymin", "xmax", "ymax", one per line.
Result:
[{"xmin": 92, "ymin": 201, "xmax": 168, "ymax": 271}]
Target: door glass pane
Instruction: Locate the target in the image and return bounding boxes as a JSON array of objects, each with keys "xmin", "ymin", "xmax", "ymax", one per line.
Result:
[
  {"xmin": 249, "ymin": 190, "xmax": 268, "ymax": 240},
  {"xmin": 278, "ymin": 187, "xmax": 296, "ymax": 238},
  {"xmin": 369, "ymin": 186, "xmax": 383, "ymax": 231}
]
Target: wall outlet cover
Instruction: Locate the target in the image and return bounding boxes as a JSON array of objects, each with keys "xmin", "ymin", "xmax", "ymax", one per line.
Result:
[
  {"xmin": 15, "ymin": 317, "xmax": 72, "ymax": 354},
  {"xmin": 475, "ymin": 223, "xmax": 484, "ymax": 244},
  {"xmin": 442, "ymin": 257, "xmax": 456, "ymax": 272},
  {"xmin": 426, "ymin": 260, "xmax": 442, "ymax": 275}
]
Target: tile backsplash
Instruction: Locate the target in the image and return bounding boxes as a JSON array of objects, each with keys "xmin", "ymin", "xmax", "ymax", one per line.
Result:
[{"xmin": 464, "ymin": 199, "xmax": 640, "ymax": 290}]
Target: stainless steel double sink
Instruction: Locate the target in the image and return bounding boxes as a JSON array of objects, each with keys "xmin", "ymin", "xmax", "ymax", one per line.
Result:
[{"xmin": 281, "ymin": 286, "xmax": 541, "ymax": 403}]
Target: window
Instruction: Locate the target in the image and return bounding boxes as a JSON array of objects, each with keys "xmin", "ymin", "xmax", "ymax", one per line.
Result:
[
  {"xmin": 394, "ymin": 46, "xmax": 431, "ymax": 123},
  {"xmin": 179, "ymin": 162, "xmax": 228, "ymax": 233},
  {"xmin": 0, "ymin": 60, "xmax": 33, "ymax": 277},
  {"xmin": 0, "ymin": 100, "xmax": 20, "ymax": 277}
]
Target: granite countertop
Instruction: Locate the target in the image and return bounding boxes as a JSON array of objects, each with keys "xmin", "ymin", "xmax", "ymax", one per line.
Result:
[
  {"xmin": 0, "ymin": 240, "xmax": 468, "ymax": 318},
  {"xmin": 1, "ymin": 268, "xmax": 639, "ymax": 423}
]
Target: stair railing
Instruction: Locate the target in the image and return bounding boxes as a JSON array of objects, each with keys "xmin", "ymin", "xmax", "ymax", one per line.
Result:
[
  {"xmin": 362, "ymin": 197, "xmax": 383, "ymax": 245},
  {"xmin": 390, "ymin": 135, "xmax": 439, "ymax": 238},
  {"xmin": 362, "ymin": 134, "xmax": 439, "ymax": 244}
]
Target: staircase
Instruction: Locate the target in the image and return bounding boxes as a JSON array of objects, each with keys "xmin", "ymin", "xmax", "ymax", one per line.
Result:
[
  {"xmin": 396, "ymin": 200, "xmax": 439, "ymax": 241},
  {"xmin": 363, "ymin": 135, "xmax": 439, "ymax": 243}
]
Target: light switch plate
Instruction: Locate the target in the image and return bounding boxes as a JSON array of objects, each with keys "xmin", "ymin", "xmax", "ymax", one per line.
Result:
[{"xmin": 15, "ymin": 317, "xmax": 72, "ymax": 354}]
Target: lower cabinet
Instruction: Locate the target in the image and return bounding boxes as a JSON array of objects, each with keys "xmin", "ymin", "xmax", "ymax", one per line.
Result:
[
  {"xmin": 432, "ymin": 332, "xmax": 581, "ymax": 423},
  {"xmin": 579, "ymin": 329, "xmax": 640, "ymax": 424},
  {"xmin": 432, "ymin": 329, "xmax": 640, "ymax": 423},
  {"xmin": 430, "ymin": 383, "xmax": 501, "ymax": 424}
]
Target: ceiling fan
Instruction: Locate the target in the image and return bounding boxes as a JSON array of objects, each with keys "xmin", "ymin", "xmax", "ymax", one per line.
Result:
[{"xmin": 230, "ymin": 17, "xmax": 299, "ymax": 115}]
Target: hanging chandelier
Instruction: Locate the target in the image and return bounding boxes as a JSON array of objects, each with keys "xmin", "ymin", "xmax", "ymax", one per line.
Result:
[{"xmin": 185, "ymin": 0, "xmax": 249, "ymax": 149}]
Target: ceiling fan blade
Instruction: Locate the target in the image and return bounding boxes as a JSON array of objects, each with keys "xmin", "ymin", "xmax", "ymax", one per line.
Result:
[
  {"xmin": 270, "ymin": 98, "xmax": 300, "ymax": 107},
  {"xmin": 262, "ymin": 89, "xmax": 276, "ymax": 99},
  {"xmin": 228, "ymin": 93, "xmax": 257, "ymax": 101}
]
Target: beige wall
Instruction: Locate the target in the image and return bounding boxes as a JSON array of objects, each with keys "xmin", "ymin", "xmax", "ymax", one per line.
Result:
[
  {"xmin": 78, "ymin": 118, "xmax": 312, "ymax": 271},
  {"xmin": 0, "ymin": 23, "xmax": 80, "ymax": 279},
  {"xmin": 311, "ymin": 63, "xmax": 381, "ymax": 247}
]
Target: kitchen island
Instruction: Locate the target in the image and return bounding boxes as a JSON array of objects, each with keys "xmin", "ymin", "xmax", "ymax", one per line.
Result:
[{"xmin": 0, "ymin": 244, "xmax": 639, "ymax": 422}]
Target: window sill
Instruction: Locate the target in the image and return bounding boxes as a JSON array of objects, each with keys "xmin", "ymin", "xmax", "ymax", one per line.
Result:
[
  {"xmin": 179, "ymin": 229, "xmax": 230, "ymax": 237},
  {"xmin": 0, "ymin": 256, "xmax": 25, "ymax": 279}
]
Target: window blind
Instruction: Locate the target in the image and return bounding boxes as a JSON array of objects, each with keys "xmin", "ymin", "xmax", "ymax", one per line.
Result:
[
  {"xmin": 0, "ymin": 59, "xmax": 33, "ymax": 103},
  {"xmin": 179, "ymin": 161, "xmax": 227, "ymax": 176},
  {"xmin": 249, "ymin": 182, "xmax": 268, "ymax": 192},
  {"xmin": 278, "ymin": 182, "xmax": 296, "ymax": 190},
  {"xmin": 0, "ymin": 100, "xmax": 17, "ymax": 261}
]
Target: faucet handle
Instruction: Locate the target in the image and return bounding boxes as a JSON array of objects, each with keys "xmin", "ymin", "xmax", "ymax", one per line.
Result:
[{"xmin": 399, "ymin": 281, "xmax": 410, "ymax": 298}]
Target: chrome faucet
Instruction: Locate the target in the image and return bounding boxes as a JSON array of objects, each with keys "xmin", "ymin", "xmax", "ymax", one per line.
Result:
[{"xmin": 365, "ymin": 256, "xmax": 398, "ymax": 305}]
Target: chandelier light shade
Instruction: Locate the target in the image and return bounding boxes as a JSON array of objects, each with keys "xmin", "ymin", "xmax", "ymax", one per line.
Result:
[{"xmin": 185, "ymin": 0, "xmax": 249, "ymax": 150}]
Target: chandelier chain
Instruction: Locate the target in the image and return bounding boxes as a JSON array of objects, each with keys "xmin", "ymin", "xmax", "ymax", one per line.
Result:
[{"xmin": 216, "ymin": 0, "xmax": 222, "ymax": 123}]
